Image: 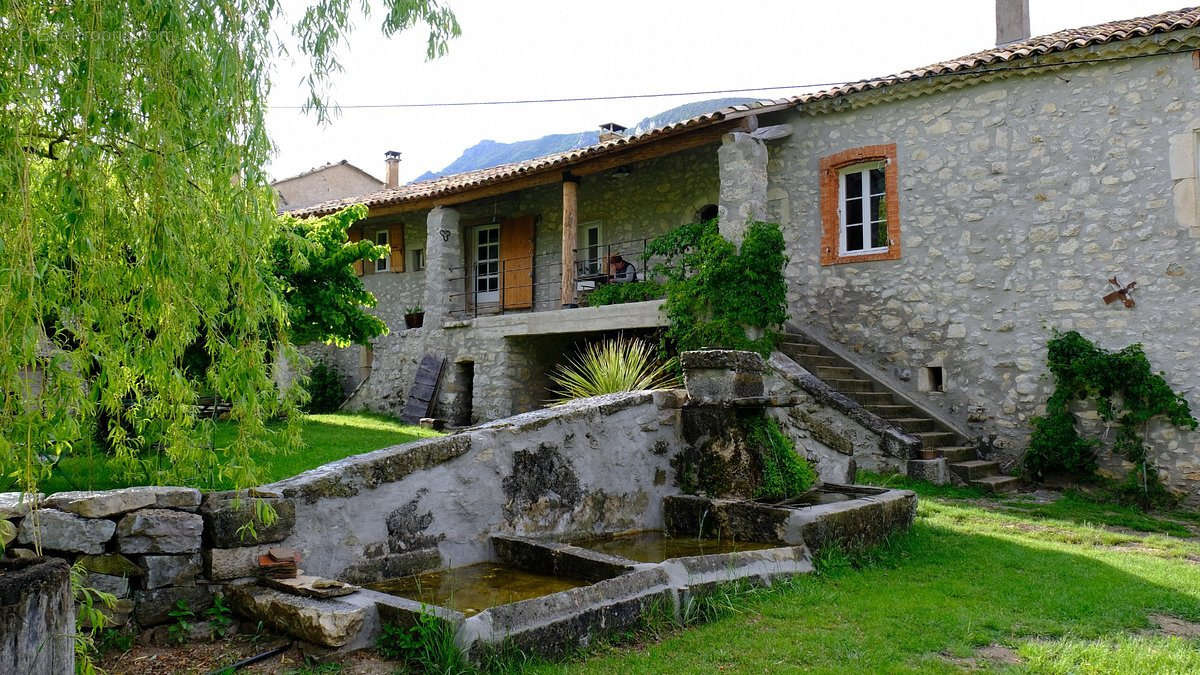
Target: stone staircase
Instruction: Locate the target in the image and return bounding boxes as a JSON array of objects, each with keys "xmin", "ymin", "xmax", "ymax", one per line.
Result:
[{"xmin": 778, "ymin": 332, "xmax": 1019, "ymax": 494}]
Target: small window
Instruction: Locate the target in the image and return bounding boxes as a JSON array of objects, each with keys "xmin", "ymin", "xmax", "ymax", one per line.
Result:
[
  {"xmin": 819, "ymin": 144, "xmax": 901, "ymax": 266},
  {"xmin": 919, "ymin": 366, "xmax": 945, "ymax": 393},
  {"xmin": 374, "ymin": 230, "xmax": 389, "ymax": 272},
  {"xmin": 839, "ymin": 162, "xmax": 889, "ymax": 256},
  {"xmin": 410, "ymin": 248, "xmax": 425, "ymax": 272},
  {"xmin": 578, "ymin": 222, "xmax": 603, "ymax": 275}
]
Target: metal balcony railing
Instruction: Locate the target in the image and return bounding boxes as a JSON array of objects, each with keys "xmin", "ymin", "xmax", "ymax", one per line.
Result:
[{"xmin": 444, "ymin": 237, "xmax": 666, "ymax": 319}]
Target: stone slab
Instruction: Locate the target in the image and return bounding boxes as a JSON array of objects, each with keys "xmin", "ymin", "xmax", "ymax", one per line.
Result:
[
  {"xmin": 45, "ymin": 486, "xmax": 199, "ymax": 517},
  {"xmin": 116, "ymin": 509, "xmax": 203, "ymax": 554},
  {"xmin": 204, "ymin": 545, "xmax": 275, "ymax": 581},
  {"xmin": 260, "ymin": 575, "xmax": 358, "ymax": 599},
  {"xmin": 18, "ymin": 509, "xmax": 115, "ymax": 554},
  {"xmin": 75, "ymin": 553, "xmax": 144, "ymax": 578},
  {"xmin": 84, "ymin": 572, "xmax": 130, "ymax": 598},
  {"xmin": 226, "ymin": 585, "xmax": 365, "ymax": 648},
  {"xmin": 0, "ymin": 492, "xmax": 42, "ymax": 519}
]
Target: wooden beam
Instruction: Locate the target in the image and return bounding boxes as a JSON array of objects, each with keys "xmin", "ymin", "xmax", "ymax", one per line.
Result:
[
  {"xmin": 362, "ymin": 120, "xmax": 745, "ymax": 219},
  {"xmin": 560, "ymin": 176, "xmax": 580, "ymax": 307}
]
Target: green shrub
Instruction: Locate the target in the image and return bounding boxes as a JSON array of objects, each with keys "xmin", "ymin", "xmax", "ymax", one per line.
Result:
[
  {"xmin": 304, "ymin": 361, "xmax": 344, "ymax": 414},
  {"xmin": 377, "ymin": 610, "xmax": 467, "ymax": 672},
  {"xmin": 1024, "ymin": 330, "xmax": 1197, "ymax": 507},
  {"xmin": 648, "ymin": 219, "xmax": 788, "ymax": 357},
  {"xmin": 548, "ymin": 337, "xmax": 681, "ymax": 405},
  {"xmin": 585, "ymin": 280, "xmax": 665, "ymax": 307},
  {"xmin": 744, "ymin": 414, "xmax": 816, "ymax": 500}
]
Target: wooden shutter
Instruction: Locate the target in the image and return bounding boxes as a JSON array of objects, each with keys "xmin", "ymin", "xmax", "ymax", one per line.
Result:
[
  {"xmin": 348, "ymin": 229, "xmax": 364, "ymax": 276},
  {"xmin": 389, "ymin": 224, "xmax": 405, "ymax": 272},
  {"xmin": 500, "ymin": 215, "xmax": 535, "ymax": 310}
]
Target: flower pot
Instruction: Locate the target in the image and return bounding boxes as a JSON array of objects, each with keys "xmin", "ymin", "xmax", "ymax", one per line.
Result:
[{"xmin": 404, "ymin": 312, "xmax": 424, "ymax": 329}]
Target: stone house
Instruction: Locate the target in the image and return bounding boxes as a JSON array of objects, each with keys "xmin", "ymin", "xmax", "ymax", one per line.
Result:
[
  {"xmin": 291, "ymin": 5, "xmax": 1200, "ymax": 502},
  {"xmin": 273, "ymin": 158, "xmax": 386, "ymax": 212}
]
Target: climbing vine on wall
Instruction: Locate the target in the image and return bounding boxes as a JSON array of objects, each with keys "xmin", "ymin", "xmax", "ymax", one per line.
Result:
[
  {"xmin": 648, "ymin": 219, "xmax": 788, "ymax": 357},
  {"xmin": 1025, "ymin": 330, "xmax": 1197, "ymax": 504}
]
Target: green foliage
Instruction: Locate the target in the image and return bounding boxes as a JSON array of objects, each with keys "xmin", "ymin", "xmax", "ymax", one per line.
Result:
[
  {"xmin": 71, "ymin": 561, "xmax": 116, "ymax": 674},
  {"xmin": 547, "ymin": 338, "xmax": 681, "ymax": 406},
  {"xmin": 584, "ymin": 281, "xmax": 665, "ymax": 307},
  {"xmin": 1025, "ymin": 331, "xmax": 1197, "ymax": 507},
  {"xmin": 377, "ymin": 609, "xmax": 468, "ymax": 672},
  {"xmin": 0, "ymin": 0, "xmax": 457, "ymax": 501},
  {"xmin": 95, "ymin": 627, "xmax": 135, "ymax": 654},
  {"xmin": 743, "ymin": 414, "xmax": 816, "ymax": 500},
  {"xmin": 274, "ymin": 205, "xmax": 389, "ymax": 348},
  {"xmin": 304, "ymin": 361, "xmax": 345, "ymax": 414},
  {"xmin": 205, "ymin": 594, "xmax": 235, "ymax": 640},
  {"xmin": 167, "ymin": 599, "xmax": 196, "ymax": 645},
  {"xmin": 649, "ymin": 220, "xmax": 788, "ymax": 357}
]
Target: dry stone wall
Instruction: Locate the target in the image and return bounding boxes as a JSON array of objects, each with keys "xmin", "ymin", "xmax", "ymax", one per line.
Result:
[{"xmin": 768, "ymin": 47, "xmax": 1200, "ymax": 503}]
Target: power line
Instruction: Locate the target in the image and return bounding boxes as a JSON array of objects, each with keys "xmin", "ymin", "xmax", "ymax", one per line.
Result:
[{"xmin": 268, "ymin": 46, "xmax": 1198, "ymax": 110}]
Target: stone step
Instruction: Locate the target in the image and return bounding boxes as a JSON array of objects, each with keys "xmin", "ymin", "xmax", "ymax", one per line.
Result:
[
  {"xmin": 815, "ymin": 365, "xmax": 858, "ymax": 380},
  {"xmin": 846, "ymin": 391, "xmax": 897, "ymax": 406},
  {"xmin": 914, "ymin": 431, "xmax": 960, "ymax": 450},
  {"xmin": 891, "ymin": 417, "xmax": 937, "ymax": 434},
  {"xmin": 919, "ymin": 445, "xmax": 975, "ymax": 462},
  {"xmin": 949, "ymin": 459, "xmax": 1000, "ymax": 482},
  {"xmin": 970, "ymin": 474, "xmax": 1021, "ymax": 494},
  {"xmin": 780, "ymin": 342, "xmax": 825, "ymax": 357},
  {"xmin": 828, "ymin": 378, "xmax": 879, "ymax": 393},
  {"xmin": 865, "ymin": 404, "xmax": 918, "ymax": 419}
]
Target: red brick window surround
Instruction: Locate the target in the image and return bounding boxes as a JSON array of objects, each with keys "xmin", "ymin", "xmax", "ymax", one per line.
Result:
[{"xmin": 819, "ymin": 144, "xmax": 901, "ymax": 266}]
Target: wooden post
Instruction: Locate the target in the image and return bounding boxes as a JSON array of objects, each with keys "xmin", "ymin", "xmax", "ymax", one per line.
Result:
[{"xmin": 560, "ymin": 175, "xmax": 580, "ymax": 307}]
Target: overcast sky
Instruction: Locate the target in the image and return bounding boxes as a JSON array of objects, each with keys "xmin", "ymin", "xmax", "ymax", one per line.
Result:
[{"xmin": 265, "ymin": 0, "xmax": 1186, "ymax": 185}]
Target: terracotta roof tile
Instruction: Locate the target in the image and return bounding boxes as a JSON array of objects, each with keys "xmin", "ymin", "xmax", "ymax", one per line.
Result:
[{"xmin": 290, "ymin": 6, "xmax": 1200, "ymax": 218}]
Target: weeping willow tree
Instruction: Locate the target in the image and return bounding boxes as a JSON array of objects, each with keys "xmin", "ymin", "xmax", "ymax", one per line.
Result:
[{"xmin": 0, "ymin": 1, "xmax": 459, "ymax": 495}]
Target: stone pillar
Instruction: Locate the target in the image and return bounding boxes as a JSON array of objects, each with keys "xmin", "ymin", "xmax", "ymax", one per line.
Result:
[
  {"xmin": 560, "ymin": 177, "xmax": 579, "ymax": 307},
  {"xmin": 717, "ymin": 132, "xmax": 768, "ymax": 246},
  {"xmin": 423, "ymin": 206, "xmax": 463, "ymax": 326}
]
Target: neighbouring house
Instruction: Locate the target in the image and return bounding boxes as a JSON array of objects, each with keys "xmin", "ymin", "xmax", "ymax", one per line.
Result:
[
  {"xmin": 291, "ymin": 3, "xmax": 1200, "ymax": 504},
  {"xmin": 273, "ymin": 158, "xmax": 388, "ymax": 212}
]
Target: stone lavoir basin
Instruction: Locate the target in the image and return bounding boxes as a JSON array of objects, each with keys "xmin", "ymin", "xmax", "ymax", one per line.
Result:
[
  {"xmin": 365, "ymin": 561, "xmax": 590, "ymax": 617},
  {"xmin": 574, "ymin": 530, "xmax": 777, "ymax": 563}
]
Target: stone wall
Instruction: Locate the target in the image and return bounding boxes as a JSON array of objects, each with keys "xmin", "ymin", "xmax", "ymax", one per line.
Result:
[{"xmin": 767, "ymin": 45, "xmax": 1200, "ymax": 503}]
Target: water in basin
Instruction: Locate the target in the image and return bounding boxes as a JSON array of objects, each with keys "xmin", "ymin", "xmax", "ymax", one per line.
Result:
[
  {"xmin": 366, "ymin": 562, "xmax": 587, "ymax": 617},
  {"xmin": 580, "ymin": 531, "xmax": 776, "ymax": 563}
]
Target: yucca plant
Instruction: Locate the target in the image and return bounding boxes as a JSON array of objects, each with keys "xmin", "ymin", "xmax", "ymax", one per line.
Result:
[{"xmin": 548, "ymin": 338, "xmax": 681, "ymax": 406}]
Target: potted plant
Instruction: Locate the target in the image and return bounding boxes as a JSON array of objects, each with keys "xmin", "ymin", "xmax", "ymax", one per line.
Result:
[{"xmin": 404, "ymin": 305, "xmax": 425, "ymax": 329}]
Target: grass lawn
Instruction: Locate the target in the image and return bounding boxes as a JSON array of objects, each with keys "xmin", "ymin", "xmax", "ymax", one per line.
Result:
[
  {"xmin": 33, "ymin": 413, "xmax": 440, "ymax": 494},
  {"xmin": 520, "ymin": 477, "xmax": 1200, "ymax": 674}
]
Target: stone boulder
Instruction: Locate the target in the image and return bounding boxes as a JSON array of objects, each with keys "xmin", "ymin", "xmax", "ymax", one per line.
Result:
[
  {"xmin": 139, "ymin": 554, "xmax": 201, "ymax": 589},
  {"xmin": 132, "ymin": 586, "xmax": 212, "ymax": 626},
  {"xmin": 116, "ymin": 509, "xmax": 202, "ymax": 554},
  {"xmin": 201, "ymin": 493, "xmax": 295, "ymax": 547},
  {"xmin": 84, "ymin": 572, "xmax": 130, "ymax": 598},
  {"xmin": 75, "ymin": 553, "xmax": 144, "ymax": 578},
  {"xmin": 18, "ymin": 509, "xmax": 115, "ymax": 554}
]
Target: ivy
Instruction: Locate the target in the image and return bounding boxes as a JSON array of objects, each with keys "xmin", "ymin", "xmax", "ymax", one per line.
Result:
[
  {"xmin": 1025, "ymin": 331, "xmax": 1197, "ymax": 505},
  {"xmin": 649, "ymin": 220, "xmax": 788, "ymax": 357},
  {"xmin": 584, "ymin": 280, "xmax": 665, "ymax": 308}
]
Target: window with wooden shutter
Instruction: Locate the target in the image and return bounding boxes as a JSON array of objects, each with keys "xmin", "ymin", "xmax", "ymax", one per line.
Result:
[
  {"xmin": 348, "ymin": 229, "xmax": 364, "ymax": 276},
  {"xmin": 388, "ymin": 224, "xmax": 405, "ymax": 272}
]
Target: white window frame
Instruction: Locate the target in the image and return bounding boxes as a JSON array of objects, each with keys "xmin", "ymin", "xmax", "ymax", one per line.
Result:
[
  {"xmin": 473, "ymin": 224, "xmax": 500, "ymax": 303},
  {"xmin": 578, "ymin": 221, "xmax": 603, "ymax": 276},
  {"xmin": 374, "ymin": 230, "xmax": 390, "ymax": 272},
  {"xmin": 410, "ymin": 248, "xmax": 425, "ymax": 272},
  {"xmin": 838, "ymin": 160, "xmax": 890, "ymax": 257}
]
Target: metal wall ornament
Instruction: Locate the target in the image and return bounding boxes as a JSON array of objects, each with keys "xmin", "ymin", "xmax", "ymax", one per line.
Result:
[{"xmin": 1102, "ymin": 276, "xmax": 1137, "ymax": 308}]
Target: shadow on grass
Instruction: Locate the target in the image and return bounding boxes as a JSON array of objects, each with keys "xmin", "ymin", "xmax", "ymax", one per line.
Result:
[{"xmin": 517, "ymin": 510, "xmax": 1200, "ymax": 674}]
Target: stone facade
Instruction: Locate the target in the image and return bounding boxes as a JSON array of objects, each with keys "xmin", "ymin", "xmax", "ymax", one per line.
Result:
[
  {"xmin": 273, "ymin": 161, "xmax": 383, "ymax": 212},
  {"xmin": 767, "ymin": 43, "xmax": 1200, "ymax": 503}
]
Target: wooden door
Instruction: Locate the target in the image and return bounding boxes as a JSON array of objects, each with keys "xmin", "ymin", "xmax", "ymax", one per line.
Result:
[{"xmin": 500, "ymin": 216, "xmax": 534, "ymax": 309}]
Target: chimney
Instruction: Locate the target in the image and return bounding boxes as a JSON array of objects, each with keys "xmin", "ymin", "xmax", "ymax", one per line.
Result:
[
  {"xmin": 598, "ymin": 122, "xmax": 627, "ymax": 143},
  {"xmin": 384, "ymin": 150, "xmax": 401, "ymax": 189},
  {"xmin": 995, "ymin": 0, "xmax": 1030, "ymax": 46}
]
